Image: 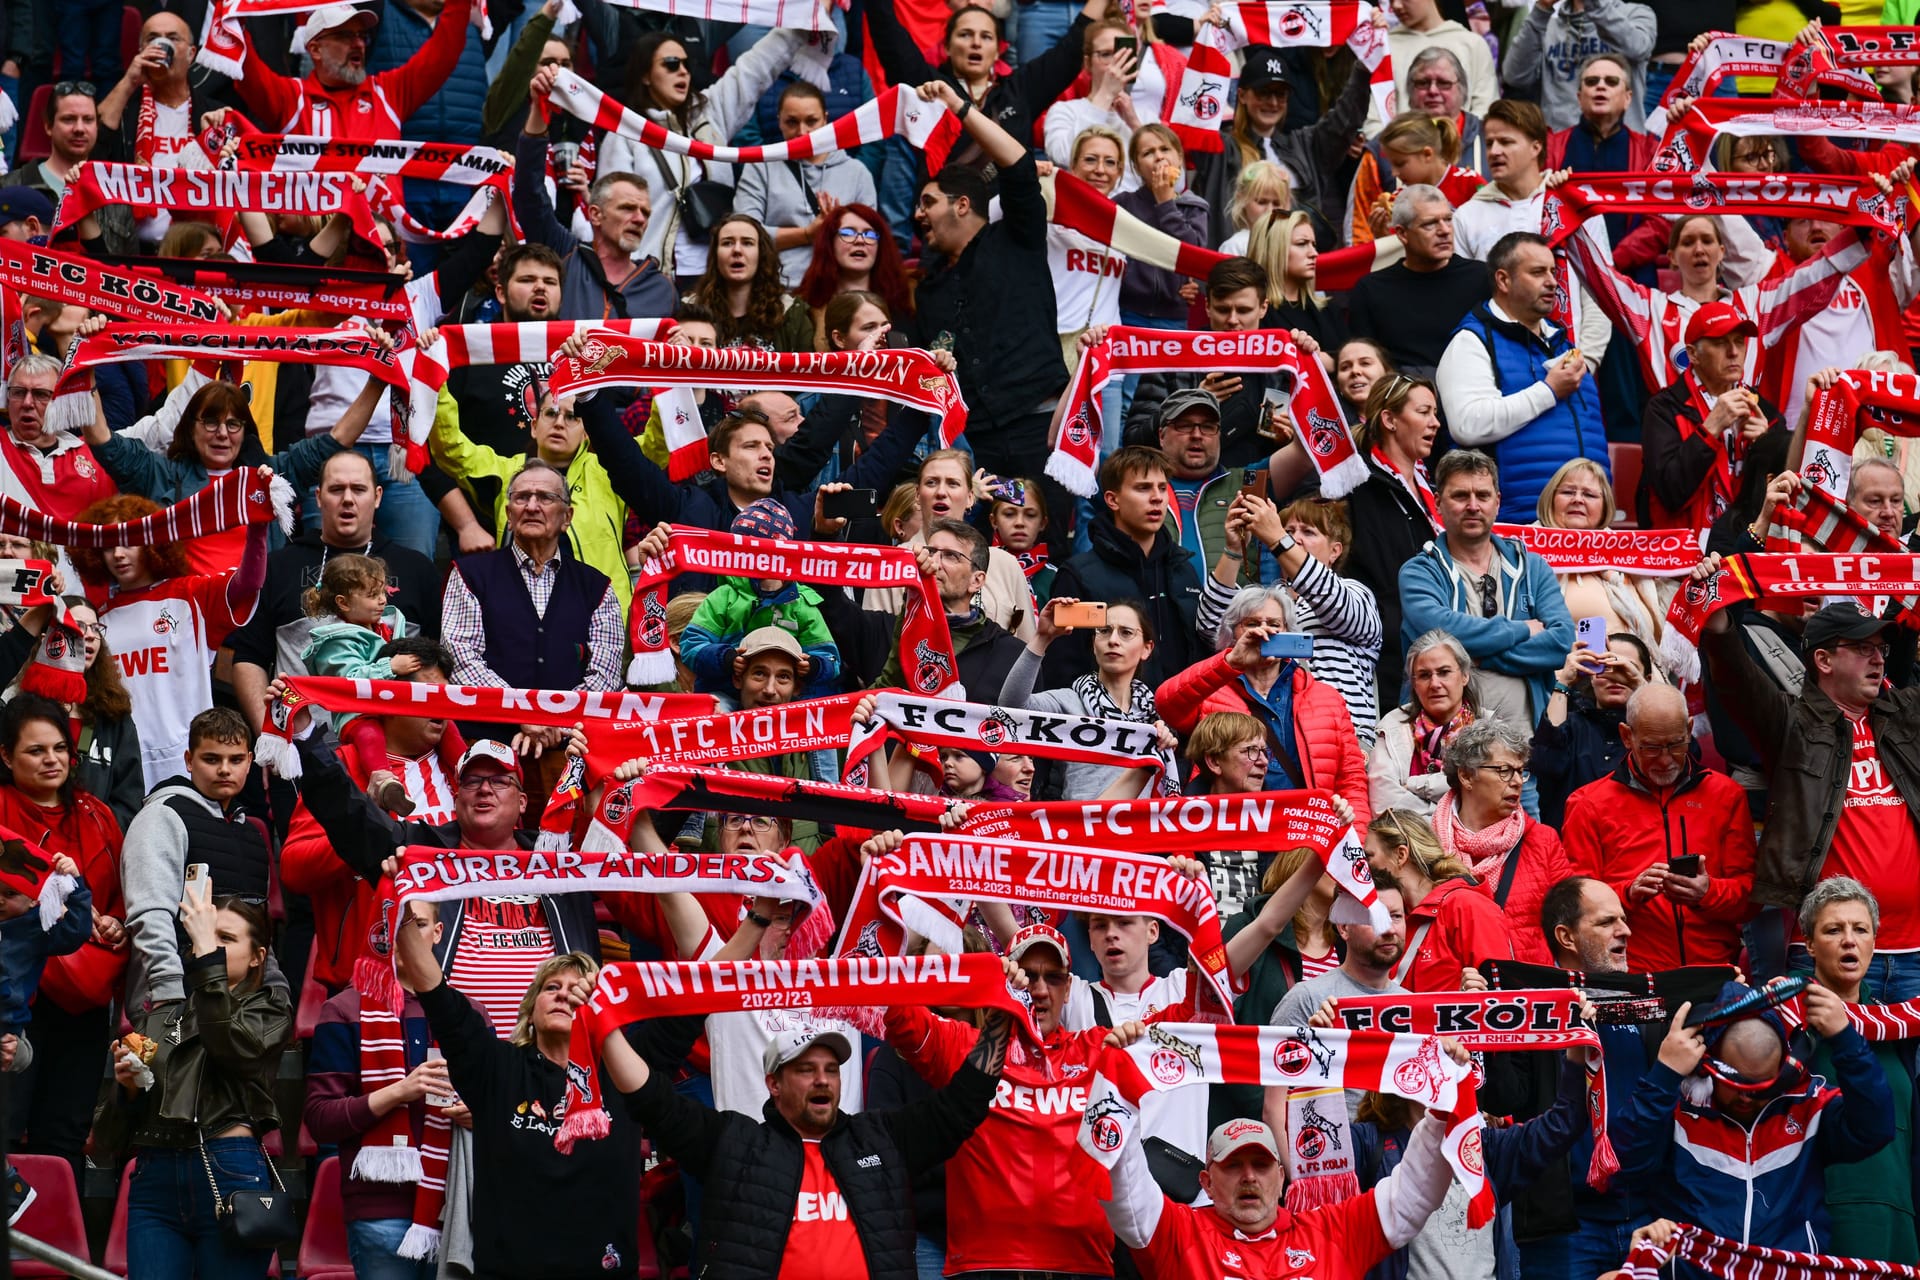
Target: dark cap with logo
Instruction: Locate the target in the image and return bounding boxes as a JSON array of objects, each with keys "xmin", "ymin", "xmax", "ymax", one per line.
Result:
[
  {"xmin": 1802, "ymin": 600, "xmax": 1890, "ymax": 653},
  {"xmin": 1240, "ymin": 45, "xmax": 1290, "ymax": 92}
]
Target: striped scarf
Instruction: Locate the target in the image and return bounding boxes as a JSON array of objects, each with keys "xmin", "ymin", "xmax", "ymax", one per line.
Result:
[
  {"xmin": 0, "ymin": 465, "xmax": 290, "ymax": 546},
  {"xmin": 1622, "ymin": 1222, "xmax": 1920, "ymax": 1280},
  {"xmin": 351, "ymin": 987, "xmax": 452, "ymax": 1261},
  {"xmin": 1070, "ymin": 672, "xmax": 1177, "ymax": 797}
]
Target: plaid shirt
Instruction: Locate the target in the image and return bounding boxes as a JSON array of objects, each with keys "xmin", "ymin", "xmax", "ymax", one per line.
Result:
[{"xmin": 442, "ymin": 540, "xmax": 624, "ymax": 691}]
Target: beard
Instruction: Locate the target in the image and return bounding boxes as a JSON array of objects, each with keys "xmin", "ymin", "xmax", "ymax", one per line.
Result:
[{"xmin": 315, "ymin": 49, "xmax": 367, "ymax": 86}]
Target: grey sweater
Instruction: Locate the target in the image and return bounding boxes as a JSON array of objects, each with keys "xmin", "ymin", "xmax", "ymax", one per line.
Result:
[
  {"xmin": 1503, "ymin": 0, "xmax": 1658, "ymax": 132},
  {"xmin": 733, "ymin": 150, "xmax": 879, "ymax": 288}
]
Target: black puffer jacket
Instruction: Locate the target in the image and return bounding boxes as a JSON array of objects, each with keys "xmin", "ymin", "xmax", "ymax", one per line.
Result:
[{"xmin": 627, "ymin": 1060, "xmax": 998, "ymax": 1278}]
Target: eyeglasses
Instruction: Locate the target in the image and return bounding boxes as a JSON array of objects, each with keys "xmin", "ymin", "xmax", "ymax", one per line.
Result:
[
  {"xmin": 72, "ymin": 621, "xmax": 106, "ymax": 637},
  {"xmin": 1410, "ymin": 76, "xmax": 1459, "ymax": 90},
  {"xmin": 1733, "ymin": 147, "xmax": 1778, "ymax": 168},
  {"xmin": 720, "ymin": 814, "xmax": 779, "ymax": 832},
  {"xmin": 836, "ymin": 227, "xmax": 880, "ymax": 243},
  {"xmin": 51, "ymin": 81, "xmax": 96, "ymax": 98},
  {"xmin": 1634, "ymin": 739, "xmax": 1691, "ymax": 757},
  {"xmin": 1581, "ymin": 74, "xmax": 1623, "ymax": 88},
  {"xmin": 197, "ymin": 417, "xmax": 247, "ymax": 436},
  {"xmin": 1836, "ymin": 640, "xmax": 1891, "ymax": 659},
  {"xmin": 507, "ymin": 490, "xmax": 570, "ymax": 508},
  {"xmin": 1475, "ymin": 763, "xmax": 1528, "ymax": 782},
  {"xmin": 656, "ymin": 56, "xmax": 687, "ymax": 71},
  {"xmin": 457, "ymin": 773, "xmax": 521, "ymax": 794},
  {"xmin": 1091, "ymin": 624, "xmax": 1142, "ymax": 641},
  {"xmin": 1162, "ymin": 418, "xmax": 1220, "ymax": 436},
  {"xmin": 927, "ymin": 546, "xmax": 974, "ymax": 567},
  {"xmin": 4, "ymin": 388, "xmax": 52, "ymax": 406},
  {"xmin": 1020, "ymin": 967, "xmax": 1074, "ymax": 987},
  {"xmin": 1235, "ymin": 743, "xmax": 1271, "ymax": 763}
]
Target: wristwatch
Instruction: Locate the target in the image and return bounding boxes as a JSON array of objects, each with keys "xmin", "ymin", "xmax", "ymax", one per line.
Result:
[
  {"xmin": 746, "ymin": 910, "xmax": 774, "ymax": 929},
  {"xmin": 1271, "ymin": 532, "xmax": 1297, "ymax": 558}
]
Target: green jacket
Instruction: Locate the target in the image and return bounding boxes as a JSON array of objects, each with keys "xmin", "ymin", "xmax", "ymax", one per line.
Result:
[
  {"xmin": 482, "ymin": 9, "xmax": 556, "ymax": 137},
  {"xmin": 1169, "ymin": 466, "xmax": 1262, "ymax": 589},
  {"xmin": 432, "ymin": 387, "xmax": 634, "ymax": 609},
  {"xmin": 682, "ymin": 578, "xmax": 841, "ymax": 694},
  {"xmin": 303, "ymin": 607, "xmax": 408, "ymax": 732}
]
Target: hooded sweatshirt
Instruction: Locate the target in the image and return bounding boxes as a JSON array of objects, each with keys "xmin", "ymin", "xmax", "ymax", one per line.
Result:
[{"xmin": 1502, "ymin": 0, "xmax": 1657, "ymax": 132}]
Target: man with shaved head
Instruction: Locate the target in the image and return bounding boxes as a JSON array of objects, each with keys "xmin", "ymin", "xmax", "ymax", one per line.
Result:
[
  {"xmin": 1619, "ymin": 980, "xmax": 1893, "ymax": 1266},
  {"xmin": 1560, "ymin": 683, "xmax": 1756, "ymax": 970}
]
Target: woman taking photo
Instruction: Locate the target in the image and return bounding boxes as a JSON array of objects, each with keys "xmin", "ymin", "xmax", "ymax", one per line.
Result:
[
  {"xmin": 1246, "ymin": 210, "xmax": 1344, "ymax": 350},
  {"xmin": 100, "ymin": 894, "xmax": 291, "ymax": 1280},
  {"xmin": 1431, "ymin": 719, "xmax": 1571, "ymax": 964},
  {"xmin": 70, "ymin": 482, "xmax": 270, "ymax": 792},
  {"xmin": 1, "ymin": 595, "xmax": 142, "ymax": 830},
  {"xmin": 602, "ymin": 27, "xmax": 812, "ymax": 282},
  {"xmin": 1369, "ymin": 630, "xmax": 1487, "ymax": 819},
  {"xmin": 686, "ymin": 215, "xmax": 812, "ymax": 353},
  {"xmin": 1532, "ymin": 629, "xmax": 1654, "ymax": 828},
  {"xmin": 1365, "ymin": 807, "xmax": 1514, "ymax": 992},
  {"xmin": 1000, "ymin": 598, "xmax": 1176, "ymax": 800},
  {"xmin": 1342, "ymin": 373, "xmax": 1443, "ymax": 707},
  {"xmin": 0, "ymin": 695, "xmax": 126, "ymax": 1179},
  {"xmin": 797, "ymin": 202, "xmax": 914, "ymax": 346}
]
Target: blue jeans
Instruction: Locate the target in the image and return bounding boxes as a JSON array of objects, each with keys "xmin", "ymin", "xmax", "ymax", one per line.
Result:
[
  {"xmin": 1518, "ymin": 1217, "xmax": 1636, "ymax": 1280},
  {"xmin": 57, "ymin": 0, "xmax": 121, "ymax": 83},
  {"xmin": 347, "ymin": 1218, "xmax": 437, "ymax": 1280},
  {"xmin": 125, "ymin": 1141, "xmax": 276, "ymax": 1280},
  {"xmin": 915, "ymin": 1234, "xmax": 946, "ymax": 1280},
  {"xmin": 305, "ymin": 443, "xmax": 442, "ymax": 560},
  {"xmin": 1015, "ymin": 1, "xmax": 1077, "ymax": 69}
]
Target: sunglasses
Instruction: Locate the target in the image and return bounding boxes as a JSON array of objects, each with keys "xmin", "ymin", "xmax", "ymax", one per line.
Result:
[
  {"xmin": 1581, "ymin": 74, "xmax": 1623, "ymax": 88},
  {"xmin": 52, "ymin": 81, "xmax": 96, "ymax": 98},
  {"xmin": 656, "ymin": 56, "xmax": 687, "ymax": 72},
  {"xmin": 1701, "ymin": 1052, "xmax": 1801, "ymax": 1095}
]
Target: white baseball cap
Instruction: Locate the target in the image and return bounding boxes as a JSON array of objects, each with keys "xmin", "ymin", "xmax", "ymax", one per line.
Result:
[
  {"xmin": 455, "ymin": 739, "xmax": 522, "ymax": 781},
  {"xmin": 762, "ymin": 1028, "xmax": 853, "ymax": 1076},
  {"xmin": 291, "ymin": 4, "xmax": 379, "ymax": 57},
  {"xmin": 1207, "ymin": 1118, "xmax": 1281, "ymax": 1163}
]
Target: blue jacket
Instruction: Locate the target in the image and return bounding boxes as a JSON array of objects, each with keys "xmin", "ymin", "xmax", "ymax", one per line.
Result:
[
  {"xmin": 1452, "ymin": 304, "xmax": 1608, "ymax": 522},
  {"xmin": 1357, "ymin": 1057, "xmax": 1589, "ymax": 1280},
  {"xmin": 0, "ymin": 878, "xmax": 92, "ymax": 1029},
  {"xmin": 1398, "ymin": 532, "xmax": 1574, "ymax": 721},
  {"xmin": 1617, "ymin": 1026, "xmax": 1894, "ymax": 1265},
  {"xmin": 367, "ymin": 0, "xmax": 488, "ymax": 145}
]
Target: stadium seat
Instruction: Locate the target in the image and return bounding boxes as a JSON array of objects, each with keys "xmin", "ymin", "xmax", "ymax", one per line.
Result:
[
  {"xmin": 102, "ymin": 1163, "xmax": 131, "ymax": 1277},
  {"xmin": 8, "ymin": 1154, "xmax": 88, "ymax": 1277},
  {"xmin": 297, "ymin": 1156, "xmax": 356, "ymax": 1280},
  {"xmin": 296, "ymin": 940, "xmax": 329, "ymax": 1040},
  {"xmin": 1609, "ymin": 442, "xmax": 1643, "ymax": 528},
  {"xmin": 17, "ymin": 86, "xmax": 51, "ymax": 164}
]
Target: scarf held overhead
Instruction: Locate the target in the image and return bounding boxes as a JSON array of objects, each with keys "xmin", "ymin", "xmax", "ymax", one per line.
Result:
[
  {"xmin": 53, "ymin": 162, "xmax": 386, "ymax": 263},
  {"xmin": 1801, "ymin": 368, "xmax": 1920, "ymax": 506},
  {"xmin": 1493, "ymin": 525, "xmax": 1703, "ymax": 575},
  {"xmin": 101, "ymin": 255, "xmax": 413, "ymax": 323},
  {"xmin": 844, "ymin": 690, "xmax": 1171, "ymax": 793},
  {"xmin": 0, "ymin": 239, "xmax": 222, "ymax": 326},
  {"xmin": 221, "ymin": 131, "xmax": 518, "ymax": 244},
  {"xmin": 1665, "ymin": 552, "xmax": 1920, "ymax": 642},
  {"xmin": 1542, "ymin": 172, "xmax": 1906, "ymax": 242},
  {"xmin": 1655, "ymin": 99, "xmax": 1920, "ymax": 173},
  {"xmin": 626, "ymin": 526, "xmax": 959, "ymax": 694},
  {"xmin": 0, "ymin": 466, "xmax": 289, "ymax": 546},
  {"xmin": 1621, "ymin": 1222, "xmax": 1920, "ymax": 1280}
]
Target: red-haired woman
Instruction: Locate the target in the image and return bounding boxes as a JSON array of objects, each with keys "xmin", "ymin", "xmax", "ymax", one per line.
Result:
[
  {"xmin": 797, "ymin": 202, "xmax": 915, "ymax": 349},
  {"xmin": 68, "ymin": 474, "xmax": 271, "ymax": 792}
]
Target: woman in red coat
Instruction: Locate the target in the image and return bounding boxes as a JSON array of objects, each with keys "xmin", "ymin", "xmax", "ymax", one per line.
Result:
[
  {"xmin": 0, "ymin": 693, "xmax": 126, "ymax": 1176},
  {"xmin": 1431, "ymin": 718, "xmax": 1572, "ymax": 965},
  {"xmin": 1365, "ymin": 808, "xmax": 1514, "ymax": 992},
  {"xmin": 1157, "ymin": 586, "xmax": 1371, "ymax": 828}
]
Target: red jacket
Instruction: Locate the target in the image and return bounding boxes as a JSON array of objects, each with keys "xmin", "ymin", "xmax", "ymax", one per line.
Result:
[
  {"xmin": 233, "ymin": 0, "xmax": 471, "ymax": 140},
  {"xmin": 1545, "ymin": 125, "xmax": 1659, "ymax": 172},
  {"xmin": 1156, "ymin": 652, "xmax": 1371, "ymax": 828},
  {"xmin": 1561, "ymin": 760, "xmax": 1756, "ymax": 971},
  {"xmin": 0, "ymin": 784, "xmax": 124, "ymax": 1013},
  {"xmin": 1465, "ymin": 819, "xmax": 1575, "ymax": 967},
  {"xmin": 1398, "ymin": 875, "xmax": 1514, "ymax": 993}
]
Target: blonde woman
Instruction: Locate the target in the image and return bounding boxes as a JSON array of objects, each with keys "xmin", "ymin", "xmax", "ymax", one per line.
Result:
[
  {"xmin": 1050, "ymin": 126, "xmax": 1132, "ymax": 372},
  {"xmin": 1351, "ymin": 112, "xmax": 1487, "ymax": 245},
  {"xmin": 1245, "ymin": 209, "xmax": 1343, "ymax": 350},
  {"xmin": 1534, "ymin": 457, "xmax": 1674, "ymax": 677}
]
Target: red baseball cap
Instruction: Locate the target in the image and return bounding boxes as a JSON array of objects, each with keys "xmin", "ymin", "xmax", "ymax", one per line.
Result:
[{"xmin": 1684, "ymin": 301, "xmax": 1758, "ymax": 345}]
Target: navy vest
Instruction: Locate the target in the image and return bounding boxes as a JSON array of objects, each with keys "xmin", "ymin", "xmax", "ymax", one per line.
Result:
[
  {"xmin": 454, "ymin": 547, "xmax": 609, "ymax": 691},
  {"xmin": 163, "ymin": 795, "xmax": 271, "ymax": 900},
  {"xmin": 1452, "ymin": 304, "xmax": 1608, "ymax": 522}
]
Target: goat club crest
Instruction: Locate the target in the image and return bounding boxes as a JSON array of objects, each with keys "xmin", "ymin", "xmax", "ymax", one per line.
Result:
[
  {"xmin": 913, "ymin": 639, "xmax": 954, "ymax": 693},
  {"xmin": 637, "ymin": 591, "xmax": 669, "ymax": 650},
  {"xmin": 1273, "ymin": 1026, "xmax": 1336, "ymax": 1078},
  {"xmin": 1085, "ymin": 1095, "xmax": 1131, "ymax": 1153},
  {"xmin": 978, "ymin": 708, "xmax": 1020, "ymax": 749},
  {"xmin": 1392, "ymin": 1035, "xmax": 1449, "ymax": 1104},
  {"xmin": 1292, "ymin": 1097, "xmax": 1342, "ymax": 1161},
  {"xmin": 572, "ymin": 338, "xmax": 626, "ymax": 378},
  {"xmin": 1305, "ymin": 407, "xmax": 1348, "ymax": 459}
]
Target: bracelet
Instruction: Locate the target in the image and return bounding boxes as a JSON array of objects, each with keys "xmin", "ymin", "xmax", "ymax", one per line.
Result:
[
  {"xmin": 955, "ymin": 98, "xmax": 973, "ymax": 123},
  {"xmin": 1552, "ymin": 682, "xmax": 1572, "ymax": 695},
  {"xmin": 1220, "ymin": 548, "xmax": 1245, "ymax": 561},
  {"xmin": 746, "ymin": 911, "xmax": 774, "ymax": 929}
]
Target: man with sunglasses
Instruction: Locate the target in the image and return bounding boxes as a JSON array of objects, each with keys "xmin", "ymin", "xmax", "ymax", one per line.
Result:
[
  {"xmin": 1618, "ymin": 980, "xmax": 1893, "ymax": 1268},
  {"xmin": 1502, "ymin": 0, "xmax": 1656, "ymax": 133},
  {"xmin": 1701, "ymin": 592, "xmax": 1920, "ymax": 998}
]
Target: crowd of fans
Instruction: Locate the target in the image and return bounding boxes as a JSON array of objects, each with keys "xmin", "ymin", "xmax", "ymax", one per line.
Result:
[{"xmin": 2, "ymin": 0, "xmax": 1920, "ymax": 1276}]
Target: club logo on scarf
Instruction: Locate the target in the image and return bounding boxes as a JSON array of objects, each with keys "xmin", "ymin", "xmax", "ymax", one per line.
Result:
[
  {"xmin": 1392, "ymin": 1035, "xmax": 1448, "ymax": 1104},
  {"xmin": 602, "ymin": 782, "xmax": 633, "ymax": 827},
  {"xmin": 1180, "ymin": 79, "xmax": 1225, "ymax": 121},
  {"xmin": 913, "ymin": 639, "xmax": 955, "ymax": 695},
  {"xmin": 637, "ymin": 592, "xmax": 668, "ymax": 650},
  {"xmin": 1085, "ymin": 1095, "xmax": 1131, "ymax": 1153},
  {"xmin": 978, "ymin": 708, "xmax": 1020, "ymax": 748},
  {"xmin": 600, "ymin": 1245, "xmax": 621, "ymax": 1271},
  {"xmin": 1148, "ymin": 1024, "xmax": 1204, "ymax": 1084},
  {"xmin": 1684, "ymin": 171, "xmax": 1721, "ymax": 211},
  {"xmin": 848, "ymin": 920, "xmax": 885, "ymax": 959},
  {"xmin": 1803, "ymin": 448, "xmax": 1838, "ymax": 491},
  {"xmin": 1293, "ymin": 1099, "xmax": 1341, "ymax": 1160},
  {"xmin": 572, "ymin": 338, "xmax": 626, "ymax": 378},
  {"xmin": 1305, "ymin": 408, "xmax": 1348, "ymax": 459},
  {"xmin": 42, "ymin": 629, "xmax": 69, "ymax": 663},
  {"xmin": 1458, "ymin": 1126, "xmax": 1485, "ymax": 1175},
  {"xmin": 1274, "ymin": 1028, "xmax": 1335, "ymax": 1077},
  {"xmin": 1682, "ymin": 572, "xmax": 1722, "ymax": 609},
  {"xmin": 369, "ymin": 898, "xmax": 395, "ymax": 960},
  {"xmin": 1277, "ymin": 5, "xmax": 1323, "ymax": 38},
  {"xmin": 1062, "ymin": 403, "xmax": 1094, "ymax": 450}
]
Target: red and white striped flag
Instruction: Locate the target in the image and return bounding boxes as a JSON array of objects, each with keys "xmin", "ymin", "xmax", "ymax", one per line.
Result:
[
  {"xmin": 594, "ymin": 0, "xmax": 838, "ymax": 30},
  {"xmin": 1167, "ymin": 2, "xmax": 1389, "ymax": 155}
]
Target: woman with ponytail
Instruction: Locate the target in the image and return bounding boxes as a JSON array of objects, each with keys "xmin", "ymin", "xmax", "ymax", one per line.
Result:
[{"xmin": 1350, "ymin": 112, "xmax": 1486, "ymax": 246}]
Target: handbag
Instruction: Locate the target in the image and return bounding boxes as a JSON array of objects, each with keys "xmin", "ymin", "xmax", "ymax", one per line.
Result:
[
  {"xmin": 199, "ymin": 1134, "xmax": 295, "ymax": 1248},
  {"xmin": 1142, "ymin": 1135, "xmax": 1204, "ymax": 1204},
  {"xmin": 651, "ymin": 147, "xmax": 733, "ymax": 240}
]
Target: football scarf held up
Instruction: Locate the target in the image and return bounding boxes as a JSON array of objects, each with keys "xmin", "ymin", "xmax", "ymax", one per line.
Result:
[
  {"xmin": 557, "ymin": 951, "xmax": 1035, "ymax": 1152},
  {"xmin": 1324, "ymin": 988, "xmax": 1617, "ymax": 1191},
  {"xmin": 0, "ymin": 239, "xmax": 223, "ymax": 327},
  {"xmin": 98, "ymin": 255, "xmax": 414, "ymax": 323},
  {"xmin": 838, "ymin": 830, "xmax": 1237, "ymax": 1017},
  {"xmin": 221, "ymin": 132, "xmax": 518, "ymax": 244},
  {"xmin": 53, "ymin": 162, "xmax": 386, "ymax": 262},
  {"xmin": 1541, "ymin": 172, "xmax": 1906, "ymax": 242},
  {"xmin": 0, "ymin": 465, "xmax": 289, "ymax": 546},
  {"xmin": 1655, "ymin": 98, "xmax": 1920, "ymax": 173},
  {"xmin": 1075, "ymin": 1021, "xmax": 1494, "ymax": 1227},
  {"xmin": 1491, "ymin": 524, "xmax": 1704, "ymax": 576},
  {"xmin": 1800, "ymin": 368, "xmax": 1920, "ymax": 505},
  {"xmin": 626, "ymin": 526, "xmax": 959, "ymax": 694},
  {"xmin": 1621, "ymin": 1221, "xmax": 1920, "ymax": 1280},
  {"xmin": 1051, "ymin": 326, "xmax": 1359, "ymax": 498},
  {"xmin": 596, "ymin": 0, "xmax": 836, "ymax": 29},
  {"xmin": 1665, "ymin": 552, "xmax": 1920, "ymax": 642}
]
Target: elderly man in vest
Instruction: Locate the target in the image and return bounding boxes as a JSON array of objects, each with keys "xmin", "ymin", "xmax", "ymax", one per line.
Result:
[
  {"xmin": 230, "ymin": 0, "xmax": 472, "ymax": 141},
  {"xmin": 1437, "ymin": 230, "xmax": 1609, "ymax": 521},
  {"xmin": 441, "ymin": 459, "xmax": 623, "ymax": 758}
]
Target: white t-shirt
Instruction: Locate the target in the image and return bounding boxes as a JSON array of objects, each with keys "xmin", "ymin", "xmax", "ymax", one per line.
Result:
[
  {"xmin": 103, "ymin": 573, "xmax": 252, "ymax": 790},
  {"xmin": 1785, "ymin": 276, "xmax": 1877, "ymax": 431},
  {"xmin": 1048, "ymin": 225, "xmax": 1127, "ymax": 335},
  {"xmin": 1060, "ymin": 969, "xmax": 1206, "ymax": 1184},
  {"xmin": 697, "ymin": 930, "xmax": 864, "ymax": 1119}
]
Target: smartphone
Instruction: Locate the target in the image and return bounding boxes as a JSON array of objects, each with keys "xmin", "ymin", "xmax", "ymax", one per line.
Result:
[
  {"xmin": 1053, "ymin": 601, "xmax": 1108, "ymax": 630},
  {"xmin": 822, "ymin": 488, "xmax": 879, "ymax": 521},
  {"xmin": 988, "ymin": 478, "xmax": 1028, "ymax": 508},
  {"xmin": 1261, "ymin": 633, "xmax": 1315, "ymax": 659},
  {"xmin": 1238, "ymin": 478, "xmax": 1265, "ymax": 505},
  {"xmin": 183, "ymin": 864, "xmax": 211, "ymax": 903},
  {"xmin": 1667, "ymin": 854, "xmax": 1703, "ymax": 878},
  {"xmin": 1259, "ymin": 385, "xmax": 1293, "ymax": 439},
  {"xmin": 424, "ymin": 1046, "xmax": 458, "ymax": 1108},
  {"xmin": 1575, "ymin": 616, "xmax": 1608, "ymax": 673},
  {"xmin": 1112, "ymin": 35, "xmax": 1138, "ymax": 55}
]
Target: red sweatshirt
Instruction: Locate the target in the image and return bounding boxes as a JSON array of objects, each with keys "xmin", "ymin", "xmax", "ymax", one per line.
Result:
[{"xmin": 233, "ymin": 0, "xmax": 472, "ymax": 140}]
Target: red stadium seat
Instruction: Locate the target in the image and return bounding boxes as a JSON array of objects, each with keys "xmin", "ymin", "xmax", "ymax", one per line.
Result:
[
  {"xmin": 17, "ymin": 86, "xmax": 52, "ymax": 164},
  {"xmin": 296, "ymin": 940, "xmax": 329, "ymax": 1040},
  {"xmin": 9, "ymin": 1154, "xmax": 90, "ymax": 1277},
  {"xmin": 103, "ymin": 1163, "xmax": 131, "ymax": 1277},
  {"xmin": 122, "ymin": 8, "xmax": 142, "ymax": 70},
  {"xmin": 297, "ymin": 1157, "xmax": 356, "ymax": 1280},
  {"xmin": 1609, "ymin": 442, "xmax": 1643, "ymax": 528}
]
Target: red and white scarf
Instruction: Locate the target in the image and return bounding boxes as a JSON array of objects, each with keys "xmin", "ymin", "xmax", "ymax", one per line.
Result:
[
  {"xmin": 0, "ymin": 560, "xmax": 85, "ymax": 704},
  {"xmin": 1045, "ymin": 170, "xmax": 1229, "ymax": 283},
  {"xmin": 196, "ymin": 0, "xmax": 364, "ymax": 77},
  {"xmin": 0, "ymin": 465, "xmax": 289, "ymax": 546},
  {"xmin": 1777, "ymin": 25, "xmax": 1920, "ymax": 101},
  {"xmin": 841, "ymin": 831, "xmax": 1237, "ymax": 1016},
  {"xmin": 1801, "ymin": 368, "xmax": 1920, "ymax": 506},
  {"xmin": 47, "ymin": 323, "xmax": 408, "ymax": 437},
  {"xmin": 1493, "ymin": 524, "xmax": 1704, "ymax": 576},
  {"xmin": 1650, "ymin": 32, "xmax": 1897, "ymax": 133},
  {"xmin": 1051, "ymin": 326, "xmax": 1359, "ymax": 498},
  {"xmin": 1076, "ymin": 1022, "xmax": 1493, "ymax": 1226},
  {"xmin": 107, "ymin": 256, "xmax": 414, "ymax": 323},
  {"xmin": 53, "ymin": 162, "xmax": 386, "ymax": 263},
  {"xmin": 1655, "ymin": 97, "xmax": 1920, "ymax": 173},
  {"xmin": 221, "ymin": 131, "xmax": 518, "ymax": 244},
  {"xmin": 0, "ymin": 238, "xmax": 223, "ymax": 328},
  {"xmin": 1166, "ymin": 2, "xmax": 1390, "ymax": 155},
  {"xmin": 397, "ymin": 320, "xmax": 677, "ymax": 473},
  {"xmin": 843, "ymin": 690, "xmax": 1169, "ymax": 793},
  {"xmin": 1621, "ymin": 1222, "xmax": 1920, "ymax": 1280},
  {"xmin": 595, "ymin": 0, "xmax": 839, "ymax": 28},
  {"xmin": 1542, "ymin": 172, "xmax": 1905, "ymax": 244},
  {"xmin": 349, "ymin": 989, "xmax": 452, "ymax": 1262},
  {"xmin": 1666, "ymin": 552, "xmax": 1920, "ymax": 643},
  {"xmin": 1767, "ymin": 474, "xmax": 1908, "ymax": 558},
  {"xmin": 626, "ymin": 525, "xmax": 959, "ymax": 693},
  {"xmin": 0, "ymin": 820, "xmax": 82, "ymax": 932},
  {"xmin": 560, "ymin": 951, "xmax": 1033, "ymax": 1151}
]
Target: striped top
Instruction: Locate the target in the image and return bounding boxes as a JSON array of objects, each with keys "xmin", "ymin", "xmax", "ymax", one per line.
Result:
[
  {"xmin": 1199, "ymin": 553, "xmax": 1384, "ymax": 748},
  {"xmin": 445, "ymin": 897, "xmax": 554, "ymax": 1036}
]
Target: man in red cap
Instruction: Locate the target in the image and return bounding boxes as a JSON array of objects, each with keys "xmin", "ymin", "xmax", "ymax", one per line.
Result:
[
  {"xmin": 1637, "ymin": 300, "xmax": 1786, "ymax": 531},
  {"xmin": 1098, "ymin": 1098, "xmax": 1456, "ymax": 1278},
  {"xmin": 230, "ymin": 0, "xmax": 474, "ymax": 142}
]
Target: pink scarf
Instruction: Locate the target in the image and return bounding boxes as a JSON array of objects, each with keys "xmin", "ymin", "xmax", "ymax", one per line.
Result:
[{"xmin": 1432, "ymin": 791, "xmax": 1527, "ymax": 883}]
